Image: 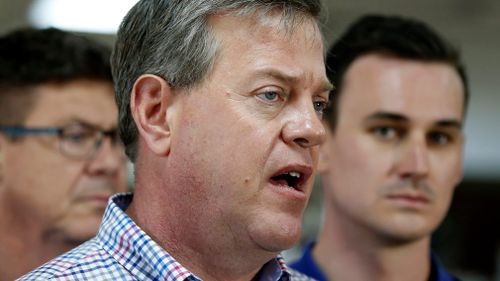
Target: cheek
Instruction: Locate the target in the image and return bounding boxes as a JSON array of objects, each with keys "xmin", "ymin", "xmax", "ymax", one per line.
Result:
[
  {"xmin": 326, "ymin": 135, "xmax": 394, "ymax": 204},
  {"xmin": 435, "ymin": 167, "xmax": 461, "ymax": 210},
  {"xmin": 431, "ymin": 182, "xmax": 456, "ymax": 227},
  {"xmin": 427, "ymin": 152, "xmax": 462, "ymax": 221},
  {"xmin": 216, "ymin": 128, "xmax": 272, "ymax": 191},
  {"xmin": 176, "ymin": 92, "xmax": 280, "ymax": 200},
  {"xmin": 33, "ymin": 161, "xmax": 83, "ymax": 213},
  {"xmin": 27, "ymin": 146, "xmax": 85, "ymax": 199},
  {"xmin": 5, "ymin": 158, "xmax": 81, "ymax": 224},
  {"xmin": 330, "ymin": 135, "xmax": 389, "ymax": 183},
  {"xmin": 326, "ymin": 146, "xmax": 366, "ymax": 201},
  {"xmin": 207, "ymin": 115, "xmax": 273, "ymax": 171},
  {"xmin": 431, "ymin": 152, "xmax": 463, "ymax": 193}
]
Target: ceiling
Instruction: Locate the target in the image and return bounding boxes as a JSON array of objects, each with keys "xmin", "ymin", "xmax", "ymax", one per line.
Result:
[{"xmin": 1, "ymin": 0, "xmax": 499, "ymax": 180}]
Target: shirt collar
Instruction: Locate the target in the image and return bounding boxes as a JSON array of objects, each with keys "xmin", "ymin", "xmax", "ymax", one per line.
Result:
[
  {"xmin": 98, "ymin": 193, "xmax": 290, "ymax": 281},
  {"xmin": 430, "ymin": 252, "xmax": 459, "ymax": 281},
  {"xmin": 97, "ymin": 193, "xmax": 201, "ymax": 281},
  {"xmin": 258, "ymin": 255, "xmax": 291, "ymax": 281}
]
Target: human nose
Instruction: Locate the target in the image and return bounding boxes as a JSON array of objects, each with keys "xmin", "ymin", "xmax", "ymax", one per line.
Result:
[
  {"xmin": 396, "ymin": 134, "xmax": 430, "ymax": 180},
  {"xmin": 281, "ymin": 100, "xmax": 326, "ymax": 148},
  {"xmin": 87, "ymin": 136, "xmax": 126, "ymax": 176}
]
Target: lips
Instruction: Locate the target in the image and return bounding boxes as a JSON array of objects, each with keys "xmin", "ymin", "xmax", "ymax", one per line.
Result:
[
  {"xmin": 78, "ymin": 193, "xmax": 112, "ymax": 206},
  {"xmin": 386, "ymin": 191, "xmax": 431, "ymax": 207},
  {"xmin": 269, "ymin": 165, "xmax": 312, "ymax": 192}
]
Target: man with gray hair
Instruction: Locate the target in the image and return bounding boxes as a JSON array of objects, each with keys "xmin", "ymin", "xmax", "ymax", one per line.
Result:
[{"xmin": 20, "ymin": 0, "xmax": 332, "ymax": 280}]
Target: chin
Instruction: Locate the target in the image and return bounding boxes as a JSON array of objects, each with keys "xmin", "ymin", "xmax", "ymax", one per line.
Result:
[
  {"xmin": 65, "ymin": 219, "xmax": 101, "ymax": 243},
  {"xmin": 373, "ymin": 212, "xmax": 442, "ymax": 244},
  {"xmin": 378, "ymin": 225, "xmax": 435, "ymax": 245},
  {"xmin": 247, "ymin": 214, "xmax": 302, "ymax": 252}
]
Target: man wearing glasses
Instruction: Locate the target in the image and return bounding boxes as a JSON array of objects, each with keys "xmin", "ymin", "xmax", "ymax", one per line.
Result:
[{"xmin": 0, "ymin": 28, "xmax": 128, "ymax": 280}]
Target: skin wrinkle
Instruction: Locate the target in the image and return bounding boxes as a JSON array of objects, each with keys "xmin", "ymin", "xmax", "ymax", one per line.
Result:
[{"xmin": 128, "ymin": 10, "xmax": 329, "ymax": 280}]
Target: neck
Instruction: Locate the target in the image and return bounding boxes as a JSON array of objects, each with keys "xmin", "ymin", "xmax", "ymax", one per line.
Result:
[
  {"xmin": 313, "ymin": 202, "xmax": 431, "ymax": 281},
  {"xmin": 128, "ymin": 162, "xmax": 275, "ymax": 281}
]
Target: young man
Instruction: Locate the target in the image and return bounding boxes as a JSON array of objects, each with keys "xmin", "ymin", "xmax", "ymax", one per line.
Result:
[
  {"xmin": 0, "ymin": 28, "xmax": 128, "ymax": 280},
  {"xmin": 20, "ymin": 1, "xmax": 332, "ymax": 280},
  {"xmin": 291, "ymin": 15, "xmax": 467, "ymax": 281}
]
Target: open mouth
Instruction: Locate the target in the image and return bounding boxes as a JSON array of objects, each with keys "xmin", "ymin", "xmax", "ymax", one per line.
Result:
[{"xmin": 270, "ymin": 171, "xmax": 305, "ymax": 191}]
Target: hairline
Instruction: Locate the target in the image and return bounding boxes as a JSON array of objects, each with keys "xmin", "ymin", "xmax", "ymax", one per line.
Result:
[{"xmin": 326, "ymin": 50, "xmax": 468, "ymax": 133}]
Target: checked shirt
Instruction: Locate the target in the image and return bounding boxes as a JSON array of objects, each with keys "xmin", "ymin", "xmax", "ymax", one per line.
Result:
[{"xmin": 18, "ymin": 193, "xmax": 316, "ymax": 281}]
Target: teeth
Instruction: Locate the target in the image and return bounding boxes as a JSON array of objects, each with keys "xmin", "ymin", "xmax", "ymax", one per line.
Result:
[{"xmin": 287, "ymin": 171, "xmax": 301, "ymax": 178}]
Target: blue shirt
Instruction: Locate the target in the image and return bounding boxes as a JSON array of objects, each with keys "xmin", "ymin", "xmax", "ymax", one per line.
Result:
[
  {"xmin": 18, "ymin": 193, "xmax": 312, "ymax": 281},
  {"xmin": 290, "ymin": 242, "xmax": 461, "ymax": 281}
]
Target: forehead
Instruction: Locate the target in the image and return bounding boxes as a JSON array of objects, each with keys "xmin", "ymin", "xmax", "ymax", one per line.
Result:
[
  {"xmin": 211, "ymin": 11, "xmax": 322, "ymax": 49},
  {"xmin": 205, "ymin": 13, "xmax": 327, "ymax": 86},
  {"xmin": 23, "ymin": 80, "xmax": 117, "ymax": 127},
  {"xmin": 339, "ymin": 54, "xmax": 465, "ymax": 123}
]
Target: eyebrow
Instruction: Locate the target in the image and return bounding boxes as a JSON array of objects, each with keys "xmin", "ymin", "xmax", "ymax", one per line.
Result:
[
  {"xmin": 253, "ymin": 69, "xmax": 334, "ymax": 93},
  {"xmin": 55, "ymin": 118, "xmax": 95, "ymax": 128},
  {"xmin": 365, "ymin": 111, "xmax": 463, "ymax": 129},
  {"xmin": 435, "ymin": 120, "xmax": 463, "ymax": 130},
  {"xmin": 321, "ymin": 81, "xmax": 335, "ymax": 93},
  {"xmin": 366, "ymin": 112, "xmax": 409, "ymax": 123},
  {"xmin": 59, "ymin": 118, "xmax": 118, "ymax": 131}
]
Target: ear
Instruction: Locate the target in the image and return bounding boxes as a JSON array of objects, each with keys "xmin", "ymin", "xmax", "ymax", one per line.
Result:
[{"xmin": 130, "ymin": 74, "xmax": 174, "ymax": 157}]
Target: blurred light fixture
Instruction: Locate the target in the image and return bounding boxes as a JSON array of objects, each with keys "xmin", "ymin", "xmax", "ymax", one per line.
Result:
[{"xmin": 29, "ymin": 0, "xmax": 139, "ymax": 34}]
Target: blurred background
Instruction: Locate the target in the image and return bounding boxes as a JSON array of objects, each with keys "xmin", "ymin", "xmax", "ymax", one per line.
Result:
[{"xmin": 0, "ymin": 0, "xmax": 498, "ymax": 280}]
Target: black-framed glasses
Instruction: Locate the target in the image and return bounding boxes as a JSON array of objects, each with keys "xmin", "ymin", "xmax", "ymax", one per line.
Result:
[{"xmin": 0, "ymin": 122, "xmax": 124, "ymax": 160}]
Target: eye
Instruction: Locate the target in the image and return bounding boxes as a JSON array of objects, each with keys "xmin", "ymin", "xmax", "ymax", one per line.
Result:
[
  {"xmin": 104, "ymin": 129, "xmax": 123, "ymax": 147},
  {"xmin": 428, "ymin": 131, "xmax": 452, "ymax": 146},
  {"xmin": 63, "ymin": 130, "xmax": 93, "ymax": 144},
  {"xmin": 313, "ymin": 100, "xmax": 329, "ymax": 116},
  {"xmin": 372, "ymin": 126, "xmax": 399, "ymax": 140},
  {"xmin": 61, "ymin": 124, "xmax": 95, "ymax": 144},
  {"xmin": 257, "ymin": 90, "xmax": 281, "ymax": 103}
]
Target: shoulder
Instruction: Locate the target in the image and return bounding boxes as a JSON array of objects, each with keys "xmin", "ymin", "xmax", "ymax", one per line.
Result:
[
  {"xmin": 430, "ymin": 252, "xmax": 462, "ymax": 281},
  {"xmin": 17, "ymin": 239, "xmax": 131, "ymax": 281},
  {"xmin": 288, "ymin": 241, "xmax": 327, "ymax": 281}
]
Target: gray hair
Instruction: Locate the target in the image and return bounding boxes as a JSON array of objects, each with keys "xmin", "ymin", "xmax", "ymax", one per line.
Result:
[{"xmin": 111, "ymin": 0, "xmax": 323, "ymax": 162}]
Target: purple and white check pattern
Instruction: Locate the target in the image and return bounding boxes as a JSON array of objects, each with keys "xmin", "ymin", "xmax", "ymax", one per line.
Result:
[{"xmin": 18, "ymin": 193, "xmax": 314, "ymax": 281}]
